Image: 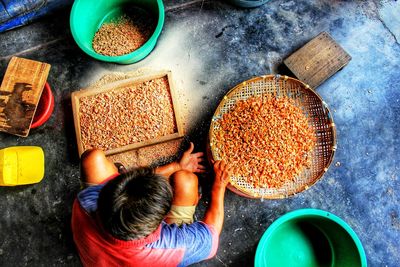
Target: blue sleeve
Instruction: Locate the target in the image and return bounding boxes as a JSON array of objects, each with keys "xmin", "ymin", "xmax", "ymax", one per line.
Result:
[
  {"xmin": 147, "ymin": 221, "xmax": 215, "ymax": 267},
  {"xmin": 77, "ymin": 184, "xmax": 104, "ymax": 213}
]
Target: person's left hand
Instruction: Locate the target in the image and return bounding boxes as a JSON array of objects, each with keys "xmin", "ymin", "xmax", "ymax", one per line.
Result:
[{"xmin": 179, "ymin": 142, "xmax": 206, "ymax": 173}]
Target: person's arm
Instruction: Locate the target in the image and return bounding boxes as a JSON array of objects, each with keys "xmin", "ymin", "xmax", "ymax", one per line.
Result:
[
  {"xmin": 154, "ymin": 161, "xmax": 181, "ymax": 178},
  {"xmin": 203, "ymin": 161, "xmax": 231, "ymax": 234},
  {"xmin": 155, "ymin": 142, "xmax": 206, "ymax": 178}
]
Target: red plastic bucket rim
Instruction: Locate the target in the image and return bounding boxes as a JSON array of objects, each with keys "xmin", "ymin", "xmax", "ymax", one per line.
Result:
[{"xmin": 31, "ymin": 82, "xmax": 54, "ymax": 129}]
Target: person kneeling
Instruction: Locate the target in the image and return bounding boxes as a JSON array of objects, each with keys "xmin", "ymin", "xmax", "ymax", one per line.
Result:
[{"xmin": 71, "ymin": 142, "xmax": 231, "ymax": 267}]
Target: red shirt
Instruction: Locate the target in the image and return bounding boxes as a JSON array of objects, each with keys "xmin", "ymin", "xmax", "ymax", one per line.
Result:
[{"xmin": 71, "ymin": 181, "xmax": 218, "ymax": 267}]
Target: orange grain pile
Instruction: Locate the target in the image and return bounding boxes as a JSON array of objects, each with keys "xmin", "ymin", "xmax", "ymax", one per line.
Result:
[
  {"xmin": 79, "ymin": 77, "xmax": 176, "ymax": 151},
  {"xmin": 92, "ymin": 13, "xmax": 154, "ymax": 56},
  {"xmin": 214, "ymin": 95, "xmax": 316, "ymax": 189}
]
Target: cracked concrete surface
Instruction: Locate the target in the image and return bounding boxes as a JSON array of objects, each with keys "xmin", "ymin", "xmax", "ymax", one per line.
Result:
[{"xmin": 379, "ymin": 1, "xmax": 400, "ymax": 44}]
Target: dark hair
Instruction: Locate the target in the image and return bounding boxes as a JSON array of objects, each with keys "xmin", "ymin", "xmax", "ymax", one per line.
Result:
[{"xmin": 97, "ymin": 168, "xmax": 173, "ymax": 240}]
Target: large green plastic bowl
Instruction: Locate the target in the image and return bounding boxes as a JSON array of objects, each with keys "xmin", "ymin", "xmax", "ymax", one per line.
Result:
[
  {"xmin": 255, "ymin": 209, "xmax": 367, "ymax": 267},
  {"xmin": 70, "ymin": 0, "xmax": 164, "ymax": 64}
]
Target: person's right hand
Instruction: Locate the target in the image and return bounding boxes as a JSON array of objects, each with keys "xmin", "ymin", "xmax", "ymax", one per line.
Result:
[
  {"xmin": 203, "ymin": 160, "xmax": 232, "ymax": 234},
  {"xmin": 213, "ymin": 160, "xmax": 231, "ymax": 188}
]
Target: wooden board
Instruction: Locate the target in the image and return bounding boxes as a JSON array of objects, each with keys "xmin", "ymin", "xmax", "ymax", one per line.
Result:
[
  {"xmin": 284, "ymin": 32, "xmax": 351, "ymax": 89},
  {"xmin": 107, "ymin": 137, "xmax": 184, "ymax": 170},
  {"xmin": 0, "ymin": 57, "xmax": 51, "ymax": 137},
  {"xmin": 71, "ymin": 71, "xmax": 184, "ymax": 157}
]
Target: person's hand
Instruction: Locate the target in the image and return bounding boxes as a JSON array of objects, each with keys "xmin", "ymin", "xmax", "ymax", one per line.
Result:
[
  {"xmin": 179, "ymin": 142, "xmax": 206, "ymax": 173},
  {"xmin": 213, "ymin": 160, "xmax": 231, "ymax": 188}
]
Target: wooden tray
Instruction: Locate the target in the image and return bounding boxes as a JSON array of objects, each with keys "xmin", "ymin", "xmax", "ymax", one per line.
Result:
[{"xmin": 71, "ymin": 71, "xmax": 184, "ymax": 157}]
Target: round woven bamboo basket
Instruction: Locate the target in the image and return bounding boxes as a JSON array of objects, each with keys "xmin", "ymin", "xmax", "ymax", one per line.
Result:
[{"xmin": 209, "ymin": 74, "xmax": 336, "ymax": 199}]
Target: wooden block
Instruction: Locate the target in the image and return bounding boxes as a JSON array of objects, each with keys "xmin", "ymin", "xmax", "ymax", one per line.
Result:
[
  {"xmin": 71, "ymin": 70, "xmax": 184, "ymax": 157},
  {"xmin": 0, "ymin": 57, "xmax": 51, "ymax": 137},
  {"xmin": 284, "ymin": 32, "xmax": 351, "ymax": 89}
]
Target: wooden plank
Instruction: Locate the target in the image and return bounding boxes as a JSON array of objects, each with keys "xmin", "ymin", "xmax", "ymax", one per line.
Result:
[
  {"xmin": 71, "ymin": 71, "xmax": 184, "ymax": 157},
  {"xmin": 166, "ymin": 72, "xmax": 184, "ymax": 136},
  {"xmin": 0, "ymin": 57, "xmax": 51, "ymax": 137},
  {"xmin": 284, "ymin": 32, "xmax": 351, "ymax": 89},
  {"xmin": 106, "ymin": 137, "xmax": 184, "ymax": 170},
  {"xmin": 71, "ymin": 92, "xmax": 85, "ymax": 156}
]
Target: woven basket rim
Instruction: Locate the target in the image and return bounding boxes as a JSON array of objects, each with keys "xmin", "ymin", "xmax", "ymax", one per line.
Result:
[{"xmin": 208, "ymin": 74, "xmax": 337, "ymax": 199}]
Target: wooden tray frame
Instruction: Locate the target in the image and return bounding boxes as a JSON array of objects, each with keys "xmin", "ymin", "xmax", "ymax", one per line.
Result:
[{"xmin": 71, "ymin": 71, "xmax": 184, "ymax": 157}]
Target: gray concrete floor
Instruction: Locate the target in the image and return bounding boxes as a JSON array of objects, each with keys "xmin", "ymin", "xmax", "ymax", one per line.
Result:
[{"xmin": 0, "ymin": 0, "xmax": 399, "ymax": 266}]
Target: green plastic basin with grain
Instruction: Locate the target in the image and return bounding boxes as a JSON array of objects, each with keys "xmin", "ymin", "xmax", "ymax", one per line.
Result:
[{"xmin": 70, "ymin": 0, "xmax": 164, "ymax": 64}]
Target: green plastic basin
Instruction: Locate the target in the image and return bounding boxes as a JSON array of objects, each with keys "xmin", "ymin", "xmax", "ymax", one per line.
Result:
[
  {"xmin": 70, "ymin": 0, "xmax": 164, "ymax": 64},
  {"xmin": 255, "ymin": 209, "xmax": 367, "ymax": 267}
]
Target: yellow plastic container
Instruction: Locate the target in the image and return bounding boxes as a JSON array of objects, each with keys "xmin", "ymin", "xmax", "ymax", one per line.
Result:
[{"xmin": 0, "ymin": 146, "xmax": 44, "ymax": 186}]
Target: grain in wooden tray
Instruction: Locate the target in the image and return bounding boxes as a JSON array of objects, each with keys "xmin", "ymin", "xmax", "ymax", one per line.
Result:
[
  {"xmin": 79, "ymin": 77, "xmax": 175, "ymax": 150},
  {"xmin": 214, "ymin": 95, "xmax": 316, "ymax": 189},
  {"xmin": 75, "ymin": 75, "xmax": 179, "ymax": 154}
]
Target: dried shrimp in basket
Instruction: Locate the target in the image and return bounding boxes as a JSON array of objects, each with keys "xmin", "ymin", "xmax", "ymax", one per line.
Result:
[{"xmin": 213, "ymin": 95, "xmax": 316, "ymax": 189}]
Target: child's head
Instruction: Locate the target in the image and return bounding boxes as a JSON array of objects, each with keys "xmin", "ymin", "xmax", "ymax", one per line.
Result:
[{"xmin": 97, "ymin": 168, "xmax": 173, "ymax": 240}]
